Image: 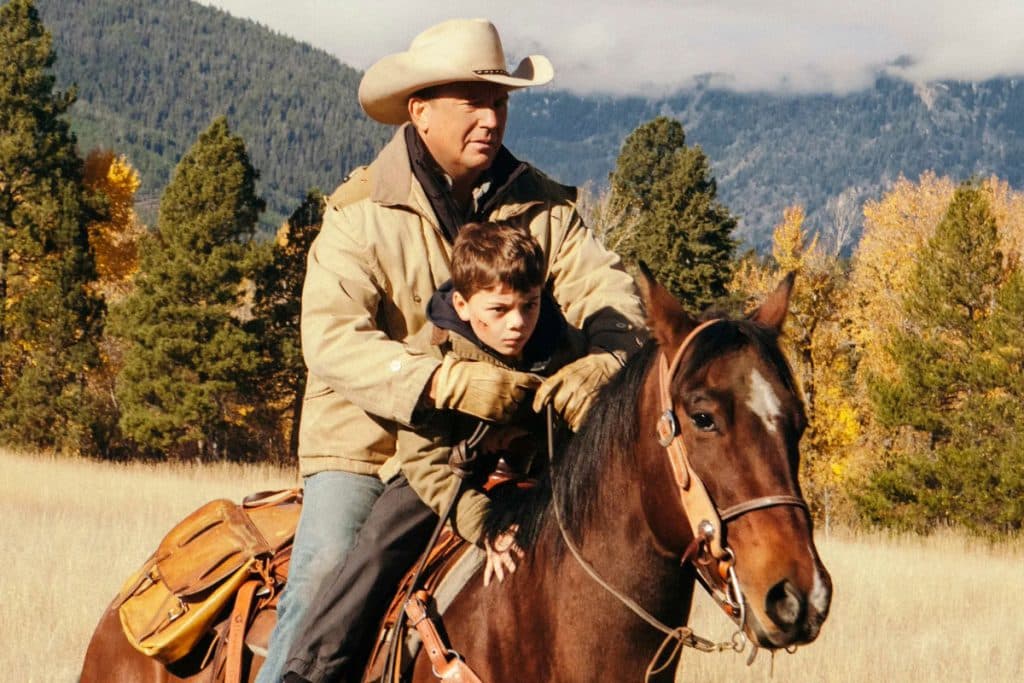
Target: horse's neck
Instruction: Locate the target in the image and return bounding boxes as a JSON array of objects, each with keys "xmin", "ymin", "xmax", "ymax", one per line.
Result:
[{"xmin": 540, "ymin": 448, "xmax": 696, "ymax": 662}]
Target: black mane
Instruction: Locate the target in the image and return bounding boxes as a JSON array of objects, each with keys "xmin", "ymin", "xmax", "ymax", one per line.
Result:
[{"xmin": 483, "ymin": 340, "xmax": 654, "ymax": 551}]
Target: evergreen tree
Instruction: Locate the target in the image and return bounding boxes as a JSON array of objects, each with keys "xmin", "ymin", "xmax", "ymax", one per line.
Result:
[
  {"xmin": 111, "ymin": 116, "xmax": 264, "ymax": 459},
  {"xmin": 606, "ymin": 116, "xmax": 737, "ymax": 309},
  {"xmin": 869, "ymin": 182, "xmax": 1002, "ymax": 436},
  {"xmin": 860, "ymin": 182, "xmax": 1023, "ymax": 533},
  {"xmin": 0, "ymin": 0, "xmax": 102, "ymax": 452},
  {"xmin": 250, "ymin": 189, "xmax": 324, "ymax": 461},
  {"xmin": 972, "ymin": 269, "xmax": 1024, "ymax": 531}
]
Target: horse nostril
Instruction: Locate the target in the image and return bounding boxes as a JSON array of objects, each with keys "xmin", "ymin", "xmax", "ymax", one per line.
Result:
[{"xmin": 765, "ymin": 579, "xmax": 803, "ymax": 628}]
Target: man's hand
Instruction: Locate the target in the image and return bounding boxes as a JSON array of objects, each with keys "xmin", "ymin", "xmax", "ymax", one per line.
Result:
[
  {"xmin": 432, "ymin": 356, "xmax": 541, "ymax": 422},
  {"xmin": 484, "ymin": 524, "xmax": 524, "ymax": 586},
  {"xmin": 532, "ymin": 352, "xmax": 621, "ymax": 431}
]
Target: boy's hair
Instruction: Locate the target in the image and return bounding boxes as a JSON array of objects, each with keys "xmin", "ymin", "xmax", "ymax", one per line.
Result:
[{"xmin": 451, "ymin": 222, "xmax": 545, "ymax": 298}]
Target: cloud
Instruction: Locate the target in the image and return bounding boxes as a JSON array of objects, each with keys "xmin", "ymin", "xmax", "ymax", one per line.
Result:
[{"xmin": 201, "ymin": 0, "xmax": 1024, "ymax": 95}]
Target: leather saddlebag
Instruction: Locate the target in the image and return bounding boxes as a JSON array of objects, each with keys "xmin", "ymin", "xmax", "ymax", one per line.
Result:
[{"xmin": 114, "ymin": 490, "xmax": 300, "ymax": 664}]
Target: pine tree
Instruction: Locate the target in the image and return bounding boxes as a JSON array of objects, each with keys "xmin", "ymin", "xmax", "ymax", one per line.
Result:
[
  {"xmin": 974, "ymin": 269, "xmax": 1024, "ymax": 531},
  {"xmin": 0, "ymin": 0, "xmax": 103, "ymax": 452},
  {"xmin": 250, "ymin": 189, "xmax": 323, "ymax": 461},
  {"xmin": 861, "ymin": 182, "xmax": 1023, "ymax": 533},
  {"xmin": 111, "ymin": 116, "xmax": 265, "ymax": 459},
  {"xmin": 606, "ymin": 116, "xmax": 737, "ymax": 309},
  {"xmin": 870, "ymin": 182, "xmax": 1002, "ymax": 436}
]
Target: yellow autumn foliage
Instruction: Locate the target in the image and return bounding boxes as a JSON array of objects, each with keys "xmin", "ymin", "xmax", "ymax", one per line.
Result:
[
  {"xmin": 849, "ymin": 172, "xmax": 1024, "ymax": 386},
  {"xmin": 841, "ymin": 171, "xmax": 1024, "ymax": 498},
  {"xmin": 83, "ymin": 150, "xmax": 145, "ymax": 299},
  {"xmin": 731, "ymin": 205, "xmax": 857, "ymax": 520}
]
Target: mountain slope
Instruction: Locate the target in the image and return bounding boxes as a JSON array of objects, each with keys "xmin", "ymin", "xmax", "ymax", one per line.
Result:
[
  {"xmin": 34, "ymin": 0, "xmax": 1024, "ymax": 248},
  {"xmin": 36, "ymin": 0, "xmax": 390, "ymax": 226},
  {"xmin": 508, "ymin": 78, "xmax": 1024, "ymax": 250}
]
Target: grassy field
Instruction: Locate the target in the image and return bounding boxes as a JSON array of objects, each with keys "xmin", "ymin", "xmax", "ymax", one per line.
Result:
[{"xmin": 2, "ymin": 448, "xmax": 1022, "ymax": 682}]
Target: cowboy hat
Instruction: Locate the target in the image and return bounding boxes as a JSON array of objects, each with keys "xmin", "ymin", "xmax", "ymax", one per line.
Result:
[{"xmin": 358, "ymin": 18, "xmax": 554, "ymax": 125}]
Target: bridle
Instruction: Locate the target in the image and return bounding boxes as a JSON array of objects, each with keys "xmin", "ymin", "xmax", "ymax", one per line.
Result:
[
  {"xmin": 655, "ymin": 319, "xmax": 809, "ymax": 628},
  {"xmin": 547, "ymin": 318, "xmax": 811, "ymax": 678}
]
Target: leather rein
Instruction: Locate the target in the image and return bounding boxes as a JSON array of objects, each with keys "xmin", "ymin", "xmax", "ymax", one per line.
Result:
[{"xmin": 547, "ymin": 319, "xmax": 810, "ymax": 677}]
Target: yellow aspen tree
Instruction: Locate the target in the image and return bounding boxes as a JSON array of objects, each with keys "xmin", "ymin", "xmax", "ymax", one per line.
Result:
[
  {"xmin": 731, "ymin": 205, "xmax": 855, "ymax": 527},
  {"xmin": 847, "ymin": 172, "xmax": 957, "ymax": 386},
  {"xmin": 83, "ymin": 150, "xmax": 145, "ymax": 301}
]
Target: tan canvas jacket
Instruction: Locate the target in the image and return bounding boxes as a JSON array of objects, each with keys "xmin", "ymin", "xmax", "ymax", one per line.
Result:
[{"xmin": 298, "ymin": 125, "xmax": 645, "ymax": 477}]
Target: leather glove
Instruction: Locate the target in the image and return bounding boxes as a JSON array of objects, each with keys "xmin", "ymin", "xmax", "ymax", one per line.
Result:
[
  {"xmin": 433, "ymin": 356, "xmax": 542, "ymax": 423},
  {"xmin": 532, "ymin": 351, "xmax": 622, "ymax": 431}
]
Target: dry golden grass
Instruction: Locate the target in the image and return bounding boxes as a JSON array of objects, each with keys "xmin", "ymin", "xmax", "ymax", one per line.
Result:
[
  {"xmin": 0, "ymin": 448, "xmax": 296, "ymax": 682},
  {"xmin": 683, "ymin": 528, "xmax": 1024, "ymax": 682},
  {"xmin": 2, "ymin": 448, "xmax": 1022, "ymax": 682}
]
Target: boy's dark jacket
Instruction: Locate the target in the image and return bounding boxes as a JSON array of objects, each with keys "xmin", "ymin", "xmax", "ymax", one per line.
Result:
[{"xmin": 377, "ymin": 281, "xmax": 586, "ymax": 545}]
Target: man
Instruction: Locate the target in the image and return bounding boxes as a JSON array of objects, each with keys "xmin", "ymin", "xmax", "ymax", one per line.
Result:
[
  {"xmin": 257, "ymin": 18, "xmax": 645, "ymax": 683},
  {"xmin": 282, "ymin": 222, "xmax": 586, "ymax": 682}
]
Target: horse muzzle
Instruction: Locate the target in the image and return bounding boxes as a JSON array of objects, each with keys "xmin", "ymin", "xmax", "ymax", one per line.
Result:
[{"xmin": 745, "ymin": 563, "xmax": 832, "ymax": 648}]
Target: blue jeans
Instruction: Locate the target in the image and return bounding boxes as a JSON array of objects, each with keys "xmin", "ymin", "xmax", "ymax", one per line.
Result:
[{"xmin": 256, "ymin": 470, "xmax": 385, "ymax": 683}]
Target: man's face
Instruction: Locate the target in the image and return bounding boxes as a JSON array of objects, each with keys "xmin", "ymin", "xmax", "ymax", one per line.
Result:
[
  {"xmin": 453, "ymin": 283, "xmax": 541, "ymax": 359},
  {"xmin": 409, "ymin": 82, "xmax": 510, "ymax": 184}
]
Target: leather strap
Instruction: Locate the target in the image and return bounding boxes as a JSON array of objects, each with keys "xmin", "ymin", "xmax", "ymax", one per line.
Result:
[
  {"xmin": 225, "ymin": 578, "xmax": 259, "ymax": 683},
  {"xmin": 383, "ymin": 428, "xmax": 487, "ymax": 682},
  {"xmin": 405, "ymin": 591, "xmax": 483, "ymax": 683},
  {"xmin": 720, "ymin": 495, "xmax": 807, "ymax": 522},
  {"xmin": 656, "ymin": 320, "xmax": 730, "ymax": 561},
  {"xmin": 241, "ymin": 488, "xmax": 302, "ymax": 508}
]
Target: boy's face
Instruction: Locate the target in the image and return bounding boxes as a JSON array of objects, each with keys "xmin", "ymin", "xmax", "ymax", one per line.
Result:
[{"xmin": 452, "ymin": 283, "xmax": 542, "ymax": 358}]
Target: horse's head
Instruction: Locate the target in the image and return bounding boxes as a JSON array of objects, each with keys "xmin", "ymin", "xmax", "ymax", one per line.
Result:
[{"xmin": 636, "ymin": 266, "xmax": 831, "ymax": 650}]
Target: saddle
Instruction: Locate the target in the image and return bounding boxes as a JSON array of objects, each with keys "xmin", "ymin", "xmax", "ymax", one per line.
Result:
[{"xmin": 363, "ymin": 529, "xmax": 478, "ymax": 683}]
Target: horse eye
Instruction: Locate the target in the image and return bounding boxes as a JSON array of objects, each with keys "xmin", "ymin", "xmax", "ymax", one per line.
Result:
[{"xmin": 691, "ymin": 412, "xmax": 716, "ymax": 431}]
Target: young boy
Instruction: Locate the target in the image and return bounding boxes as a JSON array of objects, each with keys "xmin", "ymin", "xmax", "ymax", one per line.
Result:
[{"xmin": 283, "ymin": 222, "xmax": 586, "ymax": 683}]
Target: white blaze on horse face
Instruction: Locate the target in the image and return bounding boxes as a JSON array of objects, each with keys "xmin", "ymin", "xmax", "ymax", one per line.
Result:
[{"xmin": 747, "ymin": 368, "xmax": 782, "ymax": 434}]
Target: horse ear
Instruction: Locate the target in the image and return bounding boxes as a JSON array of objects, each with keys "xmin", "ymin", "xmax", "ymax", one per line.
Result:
[
  {"xmin": 750, "ymin": 271, "xmax": 796, "ymax": 332},
  {"xmin": 637, "ymin": 261, "xmax": 697, "ymax": 349}
]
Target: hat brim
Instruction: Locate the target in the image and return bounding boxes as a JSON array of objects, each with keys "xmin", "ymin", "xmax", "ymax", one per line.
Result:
[{"xmin": 359, "ymin": 55, "xmax": 554, "ymax": 125}]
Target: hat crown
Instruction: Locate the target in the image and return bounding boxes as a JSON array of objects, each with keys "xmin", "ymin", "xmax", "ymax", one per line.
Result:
[
  {"xmin": 358, "ymin": 18, "xmax": 553, "ymax": 125},
  {"xmin": 408, "ymin": 19, "xmax": 508, "ymax": 73}
]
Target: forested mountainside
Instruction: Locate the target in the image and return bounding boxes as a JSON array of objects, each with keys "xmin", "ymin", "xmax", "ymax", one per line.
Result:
[
  {"xmin": 36, "ymin": 0, "xmax": 1024, "ymax": 248},
  {"xmin": 509, "ymin": 78, "xmax": 1024, "ymax": 251},
  {"xmin": 35, "ymin": 0, "xmax": 391, "ymax": 226}
]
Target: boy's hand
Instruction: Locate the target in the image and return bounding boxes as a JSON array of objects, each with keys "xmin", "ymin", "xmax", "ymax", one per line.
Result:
[
  {"xmin": 532, "ymin": 351, "xmax": 621, "ymax": 430},
  {"xmin": 484, "ymin": 524, "xmax": 523, "ymax": 586},
  {"xmin": 432, "ymin": 356, "xmax": 541, "ymax": 422}
]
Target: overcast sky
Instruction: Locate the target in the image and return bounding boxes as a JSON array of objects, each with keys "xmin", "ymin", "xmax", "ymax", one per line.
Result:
[{"xmin": 200, "ymin": 1, "xmax": 1024, "ymax": 96}]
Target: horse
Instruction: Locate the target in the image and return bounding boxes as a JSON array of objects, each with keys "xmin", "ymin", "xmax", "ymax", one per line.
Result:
[
  {"xmin": 81, "ymin": 268, "xmax": 831, "ymax": 681},
  {"xmin": 80, "ymin": 620, "xmax": 261, "ymax": 683},
  {"xmin": 404, "ymin": 267, "xmax": 832, "ymax": 681}
]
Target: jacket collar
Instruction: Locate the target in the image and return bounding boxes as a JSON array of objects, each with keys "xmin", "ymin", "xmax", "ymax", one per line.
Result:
[
  {"xmin": 371, "ymin": 124, "xmax": 533, "ymax": 229},
  {"xmin": 371, "ymin": 124, "xmax": 422, "ymax": 209}
]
